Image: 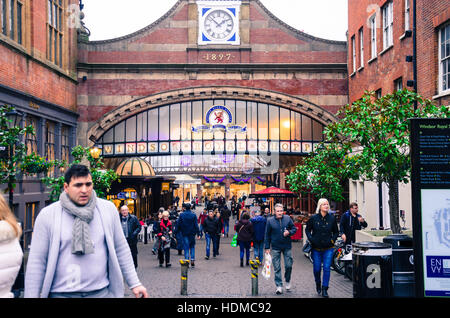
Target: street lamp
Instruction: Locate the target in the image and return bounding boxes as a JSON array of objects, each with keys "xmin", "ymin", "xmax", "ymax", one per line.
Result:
[
  {"xmin": 89, "ymin": 146, "xmax": 101, "ymax": 159},
  {"xmin": 5, "ymin": 109, "xmax": 23, "ymax": 211}
]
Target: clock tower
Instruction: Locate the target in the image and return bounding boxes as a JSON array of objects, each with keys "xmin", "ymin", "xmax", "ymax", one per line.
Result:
[{"xmin": 197, "ymin": 0, "xmax": 241, "ymax": 45}]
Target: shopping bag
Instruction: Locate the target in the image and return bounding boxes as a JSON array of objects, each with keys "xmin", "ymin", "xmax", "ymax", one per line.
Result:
[
  {"xmin": 261, "ymin": 253, "xmax": 272, "ymax": 280},
  {"xmin": 230, "ymin": 234, "xmax": 238, "ymax": 247},
  {"xmin": 302, "ymin": 240, "xmax": 312, "ymax": 253}
]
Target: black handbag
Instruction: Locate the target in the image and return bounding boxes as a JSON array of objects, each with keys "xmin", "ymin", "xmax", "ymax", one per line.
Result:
[
  {"xmin": 302, "ymin": 240, "xmax": 312, "ymax": 253},
  {"xmin": 170, "ymin": 236, "xmax": 178, "ymax": 249}
]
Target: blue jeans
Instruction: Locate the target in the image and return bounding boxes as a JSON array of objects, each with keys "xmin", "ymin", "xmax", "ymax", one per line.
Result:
[
  {"xmin": 312, "ymin": 248, "xmax": 334, "ymax": 287},
  {"xmin": 205, "ymin": 233, "xmax": 219, "ymax": 257},
  {"xmin": 253, "ymin": 240, "xmax": 264, "ymax": 261},
  {"xmin": 272, "ymin": 248, "xmax": 293, "ymax": 287},
  {"xmin": 223, "ymin": 219, "xmax": 229, "ymax": 236},
  {"xmin": 182, "ymin": 236, "xmax": 196, "ymax": 261},
  {"xmin": 238, "ymin": 241, "xmax": 251, "ymax": 261}
]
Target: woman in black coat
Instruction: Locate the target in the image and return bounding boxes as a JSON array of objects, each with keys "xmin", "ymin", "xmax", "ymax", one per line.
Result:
[
  {"xmin": 305, "ymin": 198, "xmax": 339, "ymax": 297},
  {"xmin": 234, "ymin": 212, "xmax": 254, "ymax": 267},
  {"xmin": 156, "ymin": 211, "xmax": 173, "ymax": 267}
]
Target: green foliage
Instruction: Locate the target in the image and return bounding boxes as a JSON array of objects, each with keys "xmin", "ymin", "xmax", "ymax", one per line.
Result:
[
  {"xmin": 331, "ymin": 89, "xmax": 450, "ymax": 185},
  {"xmin": 0, "ymin": 104, "xmax": 59, "ymax": 193},
  {"xmin": 286, "ymin": 138, "xmax": 354, "ymax": 202},
  {"xmin": 287, "ymin": 89, "xmax": 449, "ymax": 233},
  {"xmin": 42, "ymin": 145, "xmax": 120, "ymax": 201}
]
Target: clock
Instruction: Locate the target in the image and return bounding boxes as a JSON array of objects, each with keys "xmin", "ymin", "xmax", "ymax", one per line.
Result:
[
  {"xmin": 197, "ymin": 1, "xmax": 241, "ymax": 45},
  {"xmin": 204, "ymin": 9, "xmax": 234, "ymax": 40}
]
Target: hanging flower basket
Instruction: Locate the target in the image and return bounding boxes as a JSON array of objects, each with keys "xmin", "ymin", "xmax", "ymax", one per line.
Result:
[{"xmin": 20, "ymin": 154, "xmax": 52, "ymax": 174}]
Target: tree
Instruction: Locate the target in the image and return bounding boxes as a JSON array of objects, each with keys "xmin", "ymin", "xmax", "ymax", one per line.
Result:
[
  {"xmin": 0, "ymin": 104, "xmax": 60, "ymax": 209},
  {"xmin": 328, "ymin": 90, "xmax": 450, "ymax": 233},
  {"xmin": 286, "ymin": 139, "xmax": 355, "ymax": 202},
  {"xmin": 42, "ymin": 145, "xmax": 120, "ymax": 202}
]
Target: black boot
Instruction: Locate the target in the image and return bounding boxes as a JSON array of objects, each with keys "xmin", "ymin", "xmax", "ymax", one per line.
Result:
[
  {"xmin": 240, "ymin": 259, "xmax": 244, "ymax": 267},
  {"xmin": 321, "ymin": 286, "xmax": 329, "ymax": 298},
  {"xmin": 246, "ymin": 259, "xmax": 249, "ymax": 266},
  {"xmin": 316, "ymin": 283, "xmax": 322, "ymax": 295}
]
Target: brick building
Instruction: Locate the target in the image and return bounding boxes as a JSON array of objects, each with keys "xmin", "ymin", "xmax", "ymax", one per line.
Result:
[
  {"xmin": 347, "ymin": 0, "xmax": 450, "ymax": 230},
  {"xmin": 77, "ymin": 0, "xmax": 349, "ymax": 216},
  {"xmin": 0, "ymin": 0, "xmax": 79, "ymax": 247}
]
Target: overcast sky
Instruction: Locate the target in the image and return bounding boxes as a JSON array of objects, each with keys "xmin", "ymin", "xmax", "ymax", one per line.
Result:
[{"xmin": 82, "ymin": 0, "xmax": 348, "ymax": 42}]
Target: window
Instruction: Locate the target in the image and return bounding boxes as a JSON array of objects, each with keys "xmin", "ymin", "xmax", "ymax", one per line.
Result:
[
  {"xmin": 0, "ymin": 0, "xmax": 23, "ymax": 44},
  {"xmin": 382, "ymin": 1, "xmax": 393, "ymax": 49},
  {"xmin": 404, "ymin": 0, "xmax": 410, "ymax": 32},
  {"xmin": 61, "ymin": 125, "xmax": 70, "ymax": 164},
  {"xmin": 45, "ymin": 121, "xmax": 55, "ymax": 175},
  {"xmin": 25, "ymin": 115, "xmax": 38, "ymax": 156},
  {"xmin": 47, "ymin": 0, "xmax": 64, "ymax": 67},
  {"xmin": 1, "ymin": 0, "xmax": 6, "ymax": 35},
  {"xmin": 359, "ymin": 28, "xmax": 364, "ymax": 68},
  {"xmin": 394, "ymin": 77, "xmax": 403, "ymax": 91},
  {"xmin": 370, "ymin": 15, "xmax": 377, "ymax": 59},
  {"xmin": 351, "ymin": 35, "xmax": 356, "ymax": 73},
  {"xmin": 376, "ymin": 89, "xmax": 382, "ymax": 99},
  {"xmin": 439, "ymin": 24, "xmax": 450, "ymax": 93},
  {"xmin": 24, "ymin": 202, "xmax": 39, "ymax": 250}
]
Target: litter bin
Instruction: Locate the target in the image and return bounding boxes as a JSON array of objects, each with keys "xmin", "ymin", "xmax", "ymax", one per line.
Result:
[
  {"xmin": 383, "ymin": 234, "xmax": 415, "ymax": 297},
  {"xmin": 352, "ymin": 242, "xmax": 393, "ymax": 298}
]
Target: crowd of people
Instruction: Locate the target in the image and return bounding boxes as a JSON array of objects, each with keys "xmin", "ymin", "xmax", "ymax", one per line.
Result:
[{"xmin": 0, "ymin": 164, "xmax": 368, "ymax": 298}]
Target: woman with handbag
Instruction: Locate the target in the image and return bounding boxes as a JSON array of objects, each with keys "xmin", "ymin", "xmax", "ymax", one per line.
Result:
[
  {"xmin": 156, "ymin": 211, "xmax": 173, "ymax": 268},
  {"xmin": 305, "ymin": 198, "xmax": 339, "ymax": 297},
  {"xmin": 234, "ymin": 212, "xmax": 254, "ymax": 267}
]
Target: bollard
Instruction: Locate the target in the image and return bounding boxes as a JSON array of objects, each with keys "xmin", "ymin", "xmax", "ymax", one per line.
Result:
[
  {"xmin": 180, "ymin": 259, "xmax": 190, "ymax": 295},
  {"xmin": 144, "ymin": 225, "xmax": 148, "ymax": 244},
  {"xmin": 250, "ymin": 259, "xmax": 258, "ymax": 296}
]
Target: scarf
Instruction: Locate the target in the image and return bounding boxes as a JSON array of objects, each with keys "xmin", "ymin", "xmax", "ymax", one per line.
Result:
[{"xmin": 60, "ymin": 190, "xmax": 97, "ymax": 255}]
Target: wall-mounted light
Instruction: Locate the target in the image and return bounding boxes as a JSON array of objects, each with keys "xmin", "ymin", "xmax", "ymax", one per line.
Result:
[{"xmin": 89, "ymin": 146, "xmax": 101, "ymax": 159}]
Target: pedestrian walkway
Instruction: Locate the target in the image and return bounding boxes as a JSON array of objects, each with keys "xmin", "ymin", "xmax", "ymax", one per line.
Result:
[{"xmin": 127, "ymin": 207, "xmax": 353, "ymax": 298}]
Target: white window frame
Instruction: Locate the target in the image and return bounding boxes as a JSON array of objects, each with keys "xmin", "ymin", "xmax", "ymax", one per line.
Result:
[
  {"xmin": 382, "ymin": 1, "xmax": 393, "ymax": 49},
  {"xmin": 359, "ymin": 28, "xmax": 364, "ymax": 68},
  {"xmin": 351, "ymin": 35, "xmax": 356, "ymax": 73},
  {"xmin": 404, "ymin": 0, "xmax": 410, "ymax": 31},
  {"xmin": 370, "ymin": 15, "xmax": 377, "ymax": 58},
  {"xmin": 395, "ymin": 77, "xmax": 403, "ymax": 91},
  {"xmin": 439, "ymin": 23, "xmax": 450, "ymax": 94}
]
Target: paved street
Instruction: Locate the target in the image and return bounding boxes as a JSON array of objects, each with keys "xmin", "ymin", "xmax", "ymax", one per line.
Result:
[{"xmin": 126, "ymin": 207, "xmax": 353, "ymax": 298}]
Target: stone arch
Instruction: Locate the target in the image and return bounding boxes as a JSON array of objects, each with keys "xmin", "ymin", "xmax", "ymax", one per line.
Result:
[{"xmin": 86, "ymin": 86, "xmax": 339, "ymax": 146}]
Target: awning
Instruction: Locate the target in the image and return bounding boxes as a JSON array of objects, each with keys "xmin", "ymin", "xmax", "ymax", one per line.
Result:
[{"xmin": 173, "ymin": 174, "xmax": 202, "ymax": 185}]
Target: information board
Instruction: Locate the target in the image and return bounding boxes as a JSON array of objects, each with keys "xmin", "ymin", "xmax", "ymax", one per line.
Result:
[{"xmin": 410, "ymin": 118, "xmax": 450, "ymax": 298}]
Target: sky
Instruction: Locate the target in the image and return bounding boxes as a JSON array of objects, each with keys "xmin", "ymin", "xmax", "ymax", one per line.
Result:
[{"xmin": 82, "ymin": 0, "xmax": 348, "ymax": 42}]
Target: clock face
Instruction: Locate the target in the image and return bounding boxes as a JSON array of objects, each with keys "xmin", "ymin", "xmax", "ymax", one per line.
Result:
[{"xmin": 204, "ymin": 9, "xmax": 234, "ymax": 40}]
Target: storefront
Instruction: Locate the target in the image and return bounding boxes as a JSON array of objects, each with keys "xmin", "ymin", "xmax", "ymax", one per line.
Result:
[{"xmin": 78, "ymin": 0, "xmax": 348, "ymax": 214}]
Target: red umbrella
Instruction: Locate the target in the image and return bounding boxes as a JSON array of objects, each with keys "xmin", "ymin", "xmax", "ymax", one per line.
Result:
[
  {"xmin": 249, "ymin": 186, "xmax": 297, "ymax": 214},
  {"xmin": 249, "ymin": 186, "xmax": 297, "ymax": 198}
]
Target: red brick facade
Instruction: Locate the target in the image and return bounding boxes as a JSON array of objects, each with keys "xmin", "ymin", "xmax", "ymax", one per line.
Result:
[
  {"xmin": 348, "ymin": 0, "xmax": 450, "ymax": 105},
  {"xmin": 0, "ymin": 0, "xmax": 79, "ymax": 111},
  {"xmin": 77, "ymin": 0, "xmax": 348, "ymax": 144}
]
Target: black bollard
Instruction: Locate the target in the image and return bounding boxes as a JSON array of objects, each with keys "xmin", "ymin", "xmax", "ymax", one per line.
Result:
[
  {"xmin": 180, "ymin": 259, "xmax": 190, "ymax": 295},
  {"xmin": 144, "ymin": 225, "xmax": 148, "ymax": 244},
  {"xmin": 250, "ymin": 259, "xmax": 258, "ymax": 296}
]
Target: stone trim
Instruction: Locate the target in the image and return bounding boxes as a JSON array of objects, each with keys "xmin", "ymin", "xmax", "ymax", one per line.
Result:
[{"xmin": 86, "ymin": 85, "xmax": 338, "ymax": 145}]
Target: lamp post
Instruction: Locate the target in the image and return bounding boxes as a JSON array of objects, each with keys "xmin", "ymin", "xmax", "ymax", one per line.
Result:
[{"xmin": 5, "ymin": 109, "xmax": 23, "ymax": 211}]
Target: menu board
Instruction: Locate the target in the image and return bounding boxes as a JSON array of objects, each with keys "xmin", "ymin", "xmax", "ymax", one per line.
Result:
[{"xmin": 411, "ymin": 118, "xmax": 450, "ymax": 298}]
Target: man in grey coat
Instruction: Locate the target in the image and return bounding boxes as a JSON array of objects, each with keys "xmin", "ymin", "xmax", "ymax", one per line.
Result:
[
  {"xmin": 265, "ymin": 203, "xmax": 297, "ymax": 295},
  {"xmin": 24, "ymin": 164, "xmax": 148, "ymax": 298}
]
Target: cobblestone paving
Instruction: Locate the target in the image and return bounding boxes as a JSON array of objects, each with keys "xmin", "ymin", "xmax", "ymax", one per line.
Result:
[{"xmin": 126, "ymin": 207, "xmax": 353, "ymax": 298}]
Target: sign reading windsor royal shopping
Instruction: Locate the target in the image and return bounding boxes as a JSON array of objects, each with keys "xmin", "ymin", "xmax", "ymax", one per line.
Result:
[{"xmin": 411, "ymin": 118, "xmax": 450, "ymax": 298}]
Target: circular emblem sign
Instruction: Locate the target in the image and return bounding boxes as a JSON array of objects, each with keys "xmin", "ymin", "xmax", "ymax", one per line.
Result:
[{"xmin": 206, "ymin": 105, "xmax": 232, "ymax": 127}]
